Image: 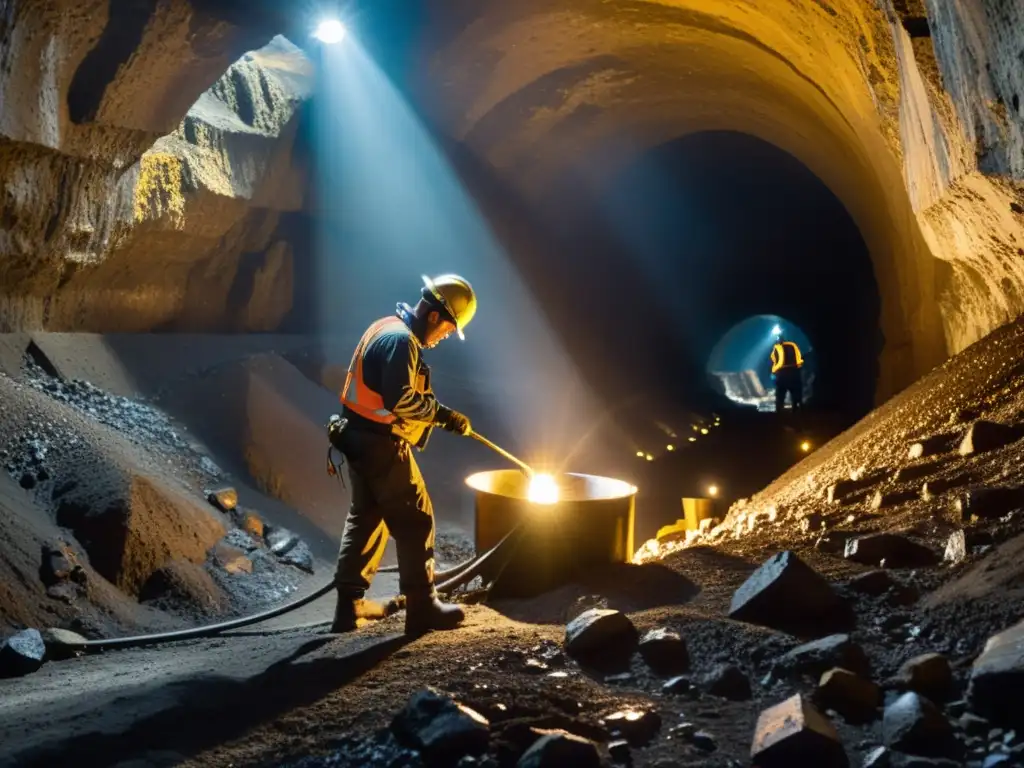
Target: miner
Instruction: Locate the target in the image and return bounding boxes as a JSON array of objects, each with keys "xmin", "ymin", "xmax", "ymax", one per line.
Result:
[
  {"xmin": 770, "ymin": 334, "xmax": 805, "ymax": 412},
  {"xmin": 328, "ymin": 274, "xmax": 476, "ymax": 636}
]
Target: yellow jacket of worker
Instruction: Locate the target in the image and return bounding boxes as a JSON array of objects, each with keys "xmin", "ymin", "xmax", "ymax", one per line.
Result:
[{"xmin": 770, "ymin": 341, "xmax": 804, "ymax": 373}]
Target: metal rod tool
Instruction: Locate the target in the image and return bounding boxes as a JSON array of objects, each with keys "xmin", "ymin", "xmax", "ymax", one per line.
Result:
[{"xmin": 470, "ymin": 431, "xmax": 535, "ymax": 477}]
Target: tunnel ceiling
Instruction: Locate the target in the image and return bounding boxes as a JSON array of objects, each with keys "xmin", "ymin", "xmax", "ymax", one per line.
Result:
[
  {"xmin": 415, "ymin": 0, "xmax": 1024, "ymax": 402},
  {"xmin": 1, "ymin": 0, "xmax": 1024, "ymax": 409}
]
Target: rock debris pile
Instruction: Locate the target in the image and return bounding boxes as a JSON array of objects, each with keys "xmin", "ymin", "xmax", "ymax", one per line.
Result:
[
  {"xmin": 0, "ymin": 354, "xmax": 320, "ymax": 672},
  {"xmin": 2, "ymin": 356, "xmax": 223, "ymax": 488},
  {"xmin": 287, "ymin": 528, "xmax": 1024, "ymax": 767}
]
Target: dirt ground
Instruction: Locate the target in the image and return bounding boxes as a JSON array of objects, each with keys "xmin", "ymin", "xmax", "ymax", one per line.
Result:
[{"xmin": 3, "ymin": 321, "xmax": 1024, "ymax": 767}]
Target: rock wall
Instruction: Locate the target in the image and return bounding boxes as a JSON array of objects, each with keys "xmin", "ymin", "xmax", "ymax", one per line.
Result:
[
  {"xmin": 418, "ymin": 0, "xmax": 1024, "ymax": 400},
  {"xmin": 912, "ymin": 0, "xmax": 1024, "ymax": 354},
  {"xmin": 0, "ymin": 1, "xmax": 312, "ymax": 333}
]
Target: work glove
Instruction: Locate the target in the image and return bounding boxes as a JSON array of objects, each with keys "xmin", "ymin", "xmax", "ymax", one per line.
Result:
[{"xmin": 436, "ymin": 405, "xmax": 472, "ymax": 436}]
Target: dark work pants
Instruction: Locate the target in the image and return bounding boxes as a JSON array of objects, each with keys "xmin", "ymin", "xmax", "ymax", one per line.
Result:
[
  {"xmin": 775, "ymin": 367, "xmax": 803, "ymax": 411},
  {"xmin": 332, "ymin": 428, "xmax": 436, "ymax": 599}
]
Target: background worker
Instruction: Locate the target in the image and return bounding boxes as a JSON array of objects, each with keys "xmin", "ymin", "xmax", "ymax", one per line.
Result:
[
  {"xmin": 329, "ymin": 274, "xmax": 477, "ymax": 636},
  {"xmin": 770, "ymin": 335, "xmax": 804, "ymax": 412}
]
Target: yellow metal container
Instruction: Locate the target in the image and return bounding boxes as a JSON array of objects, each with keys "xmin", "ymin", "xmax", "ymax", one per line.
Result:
[
  {"xmin": 465, "ymin": 470, "xmax": 637, "ymax": 599},
  {"xmin": 682, "ymin": 497, "xmax": 716, "ymax": 530}
]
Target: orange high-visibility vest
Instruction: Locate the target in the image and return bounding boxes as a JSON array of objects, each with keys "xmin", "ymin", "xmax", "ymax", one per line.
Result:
[
  {"xmin": 771, "ymin": 341, "xmax": 804, "ymax": 373},
  {"xmin": 340, "ymin": 316, "xmax": 406, "ymax": 424},
  {"xmin": 340, "ymin": 316, "xmax": 433, "ymax": 446}
]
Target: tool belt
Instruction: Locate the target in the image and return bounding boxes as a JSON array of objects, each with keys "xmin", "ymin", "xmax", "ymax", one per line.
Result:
[
  {"xmin": 325, "ymin": 414, "xmax": 411, "ymax": 484},
  {"xmin": 326, "ymin": 414, "xmax": 348, "ymax": 484}
]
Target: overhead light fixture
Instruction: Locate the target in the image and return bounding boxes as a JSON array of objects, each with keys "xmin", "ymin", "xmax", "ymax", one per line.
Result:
[
  {"xmin": 314, "ymin": 19, "xmax": 346, "ymax": 44},
  {"xmin": 666, "ymin": 444, "xmax": 675, "ymax": 451},
  {"xmin": 645, "ymin": 454, "xmax": 654, "ymax": 461},
  {"xmin": 636, "ymin": 451, "xmax": 645, "ymax": 458},
  {"xmin": 688, "ymin": 436, "xmax": 697, "ymax": 443},
  {"xmin": 800, "ymin": 440, "xmax": 812, "ymax": 452},
  {"xmin": 707, "ymin": 484, "xmax": 719, "ymax": 498}
]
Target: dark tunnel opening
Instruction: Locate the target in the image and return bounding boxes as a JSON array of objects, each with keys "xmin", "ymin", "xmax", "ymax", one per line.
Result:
[{"xmin": 533, "ymin": 130, "xmax": 883, "ymax": 426}]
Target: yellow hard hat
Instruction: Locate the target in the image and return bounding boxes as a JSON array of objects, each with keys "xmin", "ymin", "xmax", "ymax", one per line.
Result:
[{"xmin": 421, "ymin": 273, "xmax": 477, "ymax": 340}]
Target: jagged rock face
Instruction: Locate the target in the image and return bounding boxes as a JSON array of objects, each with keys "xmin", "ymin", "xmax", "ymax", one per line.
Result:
[
  {"xmin": 0, "ymin": 2, "xmax": 310, "ymax": 332},
  {"xmin": 420, "ymin": 0, "xmax": 1024, "ymax": 400}
]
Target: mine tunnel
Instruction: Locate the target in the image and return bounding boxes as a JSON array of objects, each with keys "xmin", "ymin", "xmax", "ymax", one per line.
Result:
[
  {"xmin": 516, "ymin": 128, "xmax": 884, "ymax": 420},
  {"xmin": 4, "ymin": 1, "xmax": 1024, "ymax": 766}
]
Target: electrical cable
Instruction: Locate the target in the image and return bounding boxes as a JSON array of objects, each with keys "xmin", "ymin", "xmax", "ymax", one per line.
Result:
[
  {"xmin": 435, "ymin": 525, "xmax": 526, "ymax": 594},
  {"xmin": 48, "ymin": 526, "xmax": 523, "ymax": 653}
]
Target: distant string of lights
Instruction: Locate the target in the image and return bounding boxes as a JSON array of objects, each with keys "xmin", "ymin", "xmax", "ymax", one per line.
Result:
[
  {"xmin": 634, "ymin": 413, "xmax": 722, "ymax": 461},
  {"xmin": 631, "ymin": 411, "xmax": 814, "ymax": 500}
]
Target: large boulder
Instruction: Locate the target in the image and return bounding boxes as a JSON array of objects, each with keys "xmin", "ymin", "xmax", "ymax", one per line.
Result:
[
  {"xmin": 953, "ymin": 487, "xmax": 1024, "ymax": 521},
  {"xmin": 729, "ymin": 551, "xmax": 851, "ymax": 636},
  {"xmin": 637, "ymin": 628, "xmax": 689, "ymax": 675},
  {"xmin": 603, "ymin": 708, "xmax": 662, "ymax": 746},
  {"xmin": 848, "ymin": 570, "xmax": 896, "ymax": 596},
  {"xmin": 843, "ymin": 534, "xmax": 939, "ymax": 569},
  {"xmin": 750, "ymin": 693, "xmax": 848, "ymax": 767},
  {"xmin": 774, "ymin": 634, "xmax": 871, "ymax": 679},
  {"xmin": 944, "ymin": 530, "xmax": 968, "ymax": 564},
  {"xmin": 882, "ymin": 693, "xmax": 959, "ymax": 759},
  {"xmin": 701, "ymin": 664, "xmax": 752, "ymax": 701},
  {"xmin": 869, "ymin": 488, "xmax": 920, "ymax": 511},
  {"xmin": 391, "ymin": 688, "xmax": 490, "ymax": 763},
  {"xmin": 967, "ymin": 618, "xmax": 1024, "ymax": 727},
  {"xmin": 895, "ymin": 654, "xmax": 954, "ymax": 703},
  {"xmin": 0, "ymin": 629, "xmax": 47, "ymax": 678},
  {"xmin": 516, "ymin": 731, "xmax": 605, "ymax": 768},
  {"xmin": 815, "ymin": 668, "xmax": 881, "ymax": 724},
  {"xmin": 959, "ymin": 421, "xmax": 1020, "ymax": 456},
  {"xmin": 564, "ymin": 609, "xmax": 638, "ymax": 668}
]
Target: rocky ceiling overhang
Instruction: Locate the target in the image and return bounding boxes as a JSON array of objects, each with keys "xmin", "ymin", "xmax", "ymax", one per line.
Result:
[{"xmin": 0, "ymin": 0, "xmax": 315, "ymax": 332}]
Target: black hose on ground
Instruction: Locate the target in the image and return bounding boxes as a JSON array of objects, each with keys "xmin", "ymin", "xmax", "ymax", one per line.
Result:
[
  {"xmin": 49, "ymin": 526, "xmax": 524, "ymax": 653},
  {"xmin": 53, "ymin": 582, "xmax": 337, "ymax": 652},
  {"xmin": 435, "ymin": 525, "xmax": 527, "ymax": 594},
  {"xmin": 378, "ymin": 550, "xmax": 476, "ymax": 582}
]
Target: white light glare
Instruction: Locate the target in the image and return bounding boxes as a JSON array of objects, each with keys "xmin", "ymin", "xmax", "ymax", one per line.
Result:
[
  {"xmin": 527, "ymin": 474, "xmax": 559, "ymax": 505},
  {"xmin": 707, "ymin": 485, "xmax": 719, "ymax": 498},
  {"xmin": 314, "ymin": 19, "xmax": 346, "ymax": 44},
  {"xmin": 771, "ymin": 324, "xmax": 782, "ymax": 336}
]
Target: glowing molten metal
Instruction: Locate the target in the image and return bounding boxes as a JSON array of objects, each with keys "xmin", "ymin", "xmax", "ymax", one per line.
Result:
[{"xmin": 527, "ymin": 473, "xmax": 559, "ymax": 505}]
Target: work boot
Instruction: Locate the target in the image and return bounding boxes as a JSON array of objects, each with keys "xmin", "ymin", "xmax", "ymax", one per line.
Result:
[
  {"xmin": 331, "ymin": 594, "xmax": 391, "ymax": 633},
  {"xmin": 404, "ymin": 592, "xmax": 465, "ymax": 636}
]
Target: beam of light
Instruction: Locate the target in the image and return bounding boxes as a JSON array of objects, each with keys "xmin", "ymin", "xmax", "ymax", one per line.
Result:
[
  {"xmin": 313, "ymin": 19, "xmax": 346, "ymax": 44},
  {"xmin": 526, "ymin": 473, "xmax": 559, "ymax": 505},
  {"xmin": 312, "ymin": 37, "xmax": 599, "ymax": 470}
]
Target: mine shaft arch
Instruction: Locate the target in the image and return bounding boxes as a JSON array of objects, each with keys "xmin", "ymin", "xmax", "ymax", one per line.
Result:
[
  {"xmin": 593, "ymin": 128, "xmax": 882, "ymax": 417},
  {"xmin": 421, "ymin": 0, "xmax": 950, "ymax": 402}
]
